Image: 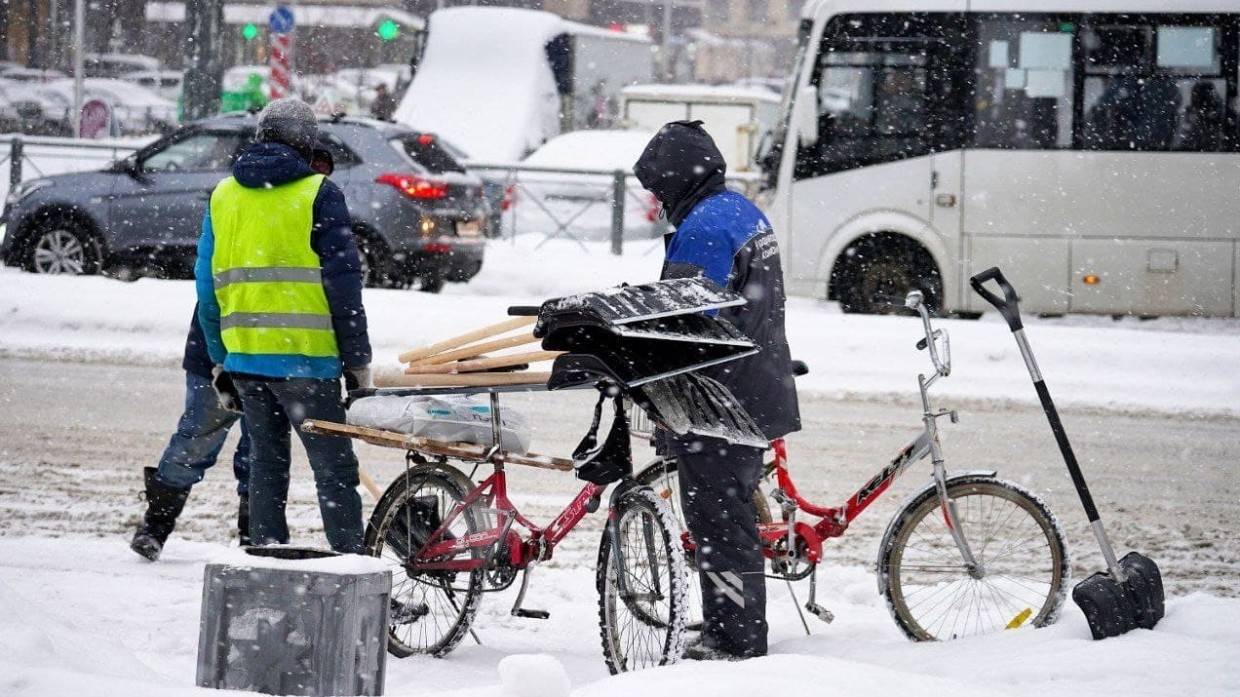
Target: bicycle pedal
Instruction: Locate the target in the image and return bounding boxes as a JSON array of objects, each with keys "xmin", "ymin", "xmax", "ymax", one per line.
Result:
[
  {"xmin": 806, "ymin": 603, "xmax": 834, "ymax": 624},
  {"xmin": 513, "ymin": 608, "xmax": 550, "ymax": 620}
]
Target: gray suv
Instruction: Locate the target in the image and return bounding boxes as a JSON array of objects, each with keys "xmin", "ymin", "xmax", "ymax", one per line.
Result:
[{"xmin": 0, "ymin": 114, "xmax": 488, "ymax": 291}]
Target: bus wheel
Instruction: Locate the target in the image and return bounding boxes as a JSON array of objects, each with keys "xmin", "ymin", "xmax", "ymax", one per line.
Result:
[{"xmin": 836, "ymin": 235, "xmax": 940, "ymax": 315}]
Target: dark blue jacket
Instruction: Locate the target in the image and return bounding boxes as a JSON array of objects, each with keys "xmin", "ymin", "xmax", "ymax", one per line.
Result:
[
  {"xmin": 634, "ymin": 121, "xmax": 800, "ymax": 439},
  {"xmin": 182, "ymin": 305, "xmax": 214, "ymax": 379},
  {"xmin": 194, "ymin": 142, "xmax": 371, "ymax": 377}
]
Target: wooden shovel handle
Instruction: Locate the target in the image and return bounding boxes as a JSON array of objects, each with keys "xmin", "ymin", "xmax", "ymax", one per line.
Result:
[
  {"xmin": 397, "ymin": 316, "xmax": 536, "ymax": 364},
  {"xmin": 406, "ymin": 332, "xmax": 540, "ymax": 368},
  {"xmin": 378, "ymin": 371, "xmax": 552, "ymax": 388},
  {"xmin": 411, "ymin": 350, "xmax": 564, "ymax": 375}
]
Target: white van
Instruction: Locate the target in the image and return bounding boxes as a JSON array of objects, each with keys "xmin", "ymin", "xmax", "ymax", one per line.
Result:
[
  {"xmin": 620, "ymin": 83, "xmax": 780, "ymax": 171},
  {"xmin": 765, "ymin": 1, "xmax": 1239, "ymax": 316}
]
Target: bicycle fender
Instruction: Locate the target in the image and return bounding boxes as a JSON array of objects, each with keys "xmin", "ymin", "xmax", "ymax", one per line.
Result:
[{"xmin": 874, "ymin": 470, "xmax": 997, "ymax": 594}]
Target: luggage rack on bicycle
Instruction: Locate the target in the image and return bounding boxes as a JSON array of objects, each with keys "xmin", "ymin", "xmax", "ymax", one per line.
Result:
[{"xmin": 301, "ymin": 278, "xmax": 769, "ymax": 673}]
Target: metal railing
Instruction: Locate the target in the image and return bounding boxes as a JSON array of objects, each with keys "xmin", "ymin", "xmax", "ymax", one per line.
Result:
[
  {"xmin": 3, "ymin": 134, "xmax": 143, "ymax": 192},
  {"xmin": 465, "ymin": 160, "xmax": 762, "ymax": 256}
]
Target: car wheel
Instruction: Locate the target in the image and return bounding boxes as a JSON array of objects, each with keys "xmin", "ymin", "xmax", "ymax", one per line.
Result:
[
  {"xmin": 24, "ymin": 219, "xmax": 102, "ymax": 276},
  {"xmin": 355, "ymin": 230, "xmax": 398, "ymax": 288},
  {"xmin": 418, "ymin": 274, "xmax": 445, "ymax": 294}
]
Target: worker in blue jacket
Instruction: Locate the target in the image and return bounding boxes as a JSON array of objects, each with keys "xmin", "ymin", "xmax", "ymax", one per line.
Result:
[
  {"xmin": 130, "ymin": 307, "xmax": 251, "ymax": 561},
  {"xmin": 634, "ymin": 120, "xmax": 801, "ymax": 660},
  {"xmin": 196, "ymin": 98, "xmax": 372, "ymax": 554}
]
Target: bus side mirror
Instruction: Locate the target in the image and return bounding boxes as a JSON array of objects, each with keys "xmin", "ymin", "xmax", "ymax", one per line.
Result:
[{"xmin": 795, "ymin": 84, "xmax": 819, "ymax": 147}]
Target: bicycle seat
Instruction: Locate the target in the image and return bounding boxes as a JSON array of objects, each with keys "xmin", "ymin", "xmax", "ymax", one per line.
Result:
[{"xmin": 791, "ymin": 360, "xmax": 809, "ymax": 377}]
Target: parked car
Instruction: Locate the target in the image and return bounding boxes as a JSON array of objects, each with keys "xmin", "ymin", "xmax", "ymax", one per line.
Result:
[
  {"xmin": 84, "ymin": 53, "xmax": 161, "ymax": 78},
  {"xmin": 0, "ymin": 79, "xmax": 69, "ymax": 135},
  {"xmin": 39, "ymin": 78, "xmax": 177, "ymax": 135},
  {"xmin": 0, "ymin": 115, "xmax": 489, "ymax": 291},
  {"xmin": 124, "ymin": 70, "xmax": 183, "ymax": 102},
  {"xmin": 508, "ymin": 129, "xmax": 660, "ymax": 242},
  {"xmin": 0, "ymin": 67, "xmax": 66, "ymax": 83}
]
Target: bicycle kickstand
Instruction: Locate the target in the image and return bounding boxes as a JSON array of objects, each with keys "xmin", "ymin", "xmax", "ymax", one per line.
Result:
[
  {"xmin": 510, "ymin": 561, "xmax": 551, "ymax": 620},
  {"xmin": 805, "ymin": 567, "xmax": 834, "ymax": 625}
]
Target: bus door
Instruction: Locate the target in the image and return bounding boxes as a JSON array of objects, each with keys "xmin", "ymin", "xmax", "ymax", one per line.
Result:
[{"xmin": 964, "ymin": 16, "xmax": 1080, "ymax": 313}]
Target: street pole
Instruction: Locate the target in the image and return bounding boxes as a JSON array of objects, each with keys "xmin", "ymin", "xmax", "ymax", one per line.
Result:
[
  {"xmin": 183, "ymin": 0, "xmax": 225, "ymax": 120},
  {"xmin": 662, "ymin": 0, "xmax": 673, "ymax": 82},
  {"xmin": 72, "ymin": 0, "xmax": 84, "ymax": 137}
]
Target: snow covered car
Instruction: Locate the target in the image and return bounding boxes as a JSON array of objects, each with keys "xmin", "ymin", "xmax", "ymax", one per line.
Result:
[
  {"xmin": 39, "ymin": 79, "xmax": 177, "ymax": 135},
  {"xmin": 0, "ymin": 115, "xmax": 488, "ymax": 292},
  {"xmin": 0, "ymin": 79, "xmax": 69, "ymax": 135},
  {"xmin": 507, "ymin": 129, "xmax": 660, "ymax": 242}
]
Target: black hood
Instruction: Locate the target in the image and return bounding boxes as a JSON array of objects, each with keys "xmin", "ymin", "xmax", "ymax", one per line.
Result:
[
  {"xmin": 633, "ymin": 120, "xmax": 727, "ymax": 227},
  {"xmin": 232, "ymin": 141, "xmax": 315, "ymax": 189}
]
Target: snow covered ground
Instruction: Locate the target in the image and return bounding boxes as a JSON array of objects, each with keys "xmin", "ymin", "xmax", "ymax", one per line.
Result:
[
  {"xmin": 2, "ymin": 236, "xmax": 1238, "ymax": 416},
  {"xmin": 2, "ymin": 236, "xmax": 1239, "ymax": 695},
  {"xmin": 1, "ymin": 537, "xmax": 1237, "ymax": 697}
]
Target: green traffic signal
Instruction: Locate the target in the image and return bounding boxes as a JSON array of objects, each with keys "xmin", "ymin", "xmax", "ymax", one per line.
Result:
[
  {"xmin": 377, "ymin": 19, "xmax": 399, "ymax": 42},
  {"xmin": 242, "ymin": 23, "xmax": 259, "ymax": 41}
]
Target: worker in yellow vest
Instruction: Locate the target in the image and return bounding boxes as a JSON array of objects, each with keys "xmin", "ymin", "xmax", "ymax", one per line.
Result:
[{"xmin": 195, "ymin": 98, "xmax": 372, "ymax": 553}]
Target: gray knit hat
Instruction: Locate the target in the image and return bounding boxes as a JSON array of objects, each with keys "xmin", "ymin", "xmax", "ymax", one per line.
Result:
[{"xmin": 256, "ymin": 98, "xmax": 318, "ymax": 159}]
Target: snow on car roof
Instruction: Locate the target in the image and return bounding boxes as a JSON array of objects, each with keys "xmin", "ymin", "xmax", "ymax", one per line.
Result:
[
  {"xmin": 44, "ymin": 78, "xmax": 173, "ymax": 105},
  {"xmin": 523, "ymin": 129, "xmax": 656, "ymax": 171}
]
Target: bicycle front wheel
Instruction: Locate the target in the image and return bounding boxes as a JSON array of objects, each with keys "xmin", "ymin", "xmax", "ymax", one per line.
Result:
[
  {"xmin": 879, "ymin": 475, "xmax": 1068, "ymax": 641},
  {"xmin": 365, "ymin": 462, "xmax": 484, "ymax": 658},
  {"xmin": 597, "ymin": 485, "xmax": 689, "ymax": 674}
]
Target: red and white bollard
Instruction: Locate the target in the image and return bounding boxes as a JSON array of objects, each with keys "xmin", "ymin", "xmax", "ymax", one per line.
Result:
[{"xmin": 269, "ymin": 31, "xmax": 293, "ymax": 100}]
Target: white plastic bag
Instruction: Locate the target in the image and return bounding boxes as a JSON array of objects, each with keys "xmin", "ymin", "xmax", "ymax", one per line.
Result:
[{"xmin": 347, "ymin": 395, "xmax": 531, "ymax": 454}]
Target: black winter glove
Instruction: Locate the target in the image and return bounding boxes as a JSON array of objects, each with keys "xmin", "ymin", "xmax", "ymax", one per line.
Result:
[
  {"xmin": 345, "ymin": 365, "xmax": 373, "ymax": 393},
  {"xmin": 211, "ymin": 366, "xmax": 243, "ymax": 414}
]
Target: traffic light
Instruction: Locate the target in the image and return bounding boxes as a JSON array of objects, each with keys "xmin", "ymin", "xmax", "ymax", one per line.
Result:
[
  {"xmin": 242, "ymin": 23, "xmax": 259, "ymax": 41},
  {"xmin": 376, "ymin": 19, "xmax": 399, "ymax": 42}
]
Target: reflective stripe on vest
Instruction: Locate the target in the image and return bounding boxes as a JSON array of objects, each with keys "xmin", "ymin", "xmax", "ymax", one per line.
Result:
[{"xmin": 209, "ymin": 173, "xmax": 339, "ymax": 360}]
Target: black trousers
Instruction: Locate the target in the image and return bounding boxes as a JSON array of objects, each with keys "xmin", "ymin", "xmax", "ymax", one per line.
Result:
[{"xmin": 671, "ymin": 435, "xmax": 767, "ymax": 657}]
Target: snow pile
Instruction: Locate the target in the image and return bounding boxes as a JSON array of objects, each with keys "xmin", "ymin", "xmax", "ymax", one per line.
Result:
[
  {"xmin": 395, "ymin": 7, "xmax": 565, "ymax": 161},
  {"xmin": 3, "ymin": 238, "xmax": 1238, "ymax": 416},
  {"xmin": 0, "ymin": 537, "xmax": 1237, "ymax": 697},
  {"xmin": 499, "ymin": 654, "xmax": 571, "ymax": 697}
]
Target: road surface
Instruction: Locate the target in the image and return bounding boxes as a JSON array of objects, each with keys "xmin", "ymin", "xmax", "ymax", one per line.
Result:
[{"xmin": 1, "ymin": 356, "xmax": 1236, "ymax": 597}]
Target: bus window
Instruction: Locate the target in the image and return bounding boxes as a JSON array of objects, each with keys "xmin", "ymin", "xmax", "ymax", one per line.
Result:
[
  {"xmin": 1082, "ymin": 21, "xmax": 1229, "ymax": 152},
  {"xmin": 796, "ymin": 44, "xmax": 934, "ymax": 177},
  {"xmin": 974, "ymin": 19, "xmax": 1076, "ymax": 149}
]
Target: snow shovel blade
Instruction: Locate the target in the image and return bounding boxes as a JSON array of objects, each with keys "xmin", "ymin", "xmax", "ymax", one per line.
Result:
[
  {"xmin": 1072, "ymin": 571, "xmax": 1138, "ymax": 640},
  {"xmin": 1118, "ymin": 551, "xmax": 1165, "ymax": 630}
]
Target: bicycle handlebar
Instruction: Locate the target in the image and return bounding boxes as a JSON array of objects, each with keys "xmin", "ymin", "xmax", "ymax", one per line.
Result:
[
  {"xmin": 905, "ymin": 291, "xmax": 950, "ymax": 378},
  {"xmin": 969, "ymin": 267, "xmax": 1023, "ymax": 332}
]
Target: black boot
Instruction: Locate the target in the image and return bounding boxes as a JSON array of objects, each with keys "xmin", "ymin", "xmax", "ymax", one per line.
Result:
[
  {"xmin": 237, "ymin": 493, "xmax": 251, "ymax": 547},
  {"xmin": 130, "ymin": 467, "xmax": 190, "ymax": 561}
]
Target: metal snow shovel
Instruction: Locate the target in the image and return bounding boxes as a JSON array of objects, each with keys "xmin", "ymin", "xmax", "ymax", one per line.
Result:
[{"xmin": 970, "ymin": 267, "xmax": 1164, "ymax": 640}]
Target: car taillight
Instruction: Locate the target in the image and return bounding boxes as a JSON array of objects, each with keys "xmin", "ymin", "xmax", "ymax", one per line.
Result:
[
  {"xmin": 501, "ymin": 183, "xmax": 517, "ymax": 211},
  {"xmin": 377, "ymin": 173, "xmax": 449, "ymax": 200}
]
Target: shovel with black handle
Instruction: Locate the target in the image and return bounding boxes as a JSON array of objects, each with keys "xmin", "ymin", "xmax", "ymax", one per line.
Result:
[{"xmin": 970, "ymin": 267, "xmax": 1165, "ymax": 640}]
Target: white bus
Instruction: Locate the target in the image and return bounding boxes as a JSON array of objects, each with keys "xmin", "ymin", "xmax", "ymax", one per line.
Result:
[{"xmin": 764, "ymin": 1, "xmax": 1239, "ymax": 316}]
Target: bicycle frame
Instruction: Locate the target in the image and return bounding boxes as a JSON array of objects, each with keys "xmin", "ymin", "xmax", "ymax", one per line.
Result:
[
  {"xmin": 413, "ymin": 463, "xmax": 607, "ymax": 573},
  {"xmin": 678, "ymin": 290, "xmax": 981, "ymax": 575}
]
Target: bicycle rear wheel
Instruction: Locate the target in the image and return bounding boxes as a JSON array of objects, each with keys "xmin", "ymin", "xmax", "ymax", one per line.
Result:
[
  {"xmin": 597, "ymin": 485, "xmax": 689, "ymax": 674},
  {"xmin": 635, "ymin": 458, "xmax": 773, "ymax": 633},
  {"xmin": 879, "ymin": 475, "xmax": 1068, "ymax": 641},
  {"xmin": 365, "ymin": 462, "xmax": 484, "ymax": 658}
]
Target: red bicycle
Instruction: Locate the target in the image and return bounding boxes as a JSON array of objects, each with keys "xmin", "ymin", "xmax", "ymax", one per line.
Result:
[
  {"xmin": 309, "ymin": 386, "xmax": 689, "ymax": 674},
  {"xmin": 634, "ymin": 290, "xmax": 1069, "ymax": 641}
]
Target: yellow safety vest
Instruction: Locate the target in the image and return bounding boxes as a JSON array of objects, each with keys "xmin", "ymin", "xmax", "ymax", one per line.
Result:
[{"xmin": 208, "ymin": 173, "xmax": 339, "ymax": 369}]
